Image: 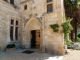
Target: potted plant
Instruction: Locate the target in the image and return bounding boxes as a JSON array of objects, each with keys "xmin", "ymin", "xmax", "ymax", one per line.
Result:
[{"xmin": 6, "ymin": 44, "xmax": 16, "ymax": 52}]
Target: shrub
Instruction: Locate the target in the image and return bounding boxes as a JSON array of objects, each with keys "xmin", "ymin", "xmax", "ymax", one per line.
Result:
[
  {"xmin": 66, "ymin": 39, "xmax": 72, "ymax": 45},
  {"xmin": 78, "ymin": 33, "xmax": 80, "ymax": 38},
  {"xmin": 50, "ymin": 23, "xmax": 59, "ymax": 32},
  {"xmin": 6, "ymin": 44, "xmax": 15, "ymax": 48},
  {"xmin": 77, "ymin": 37, "xmax": 80, "ymax": 42},
  {"xmin": 66, "ymin": 39, "xmax": 73, "ymax": 49}
]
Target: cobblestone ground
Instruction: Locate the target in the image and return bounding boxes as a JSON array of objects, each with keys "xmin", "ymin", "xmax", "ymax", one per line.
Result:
[
  {"xmin": 62, "ymin": 49, "xmax": 80, "ymax": 60},
  {"xmin": 0, "ymin": 49, "xmax": 63, "ymax": 60}
]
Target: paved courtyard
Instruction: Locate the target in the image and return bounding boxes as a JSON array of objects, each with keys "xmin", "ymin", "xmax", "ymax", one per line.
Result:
[
  {"xmin": 0, "ymin": 49, "xmax": 63, "ymax": 60},
  {"xmin": 63, "ymin": 49, "xmax": 80, "ymax": 60},
  {"xmin": 1, "ymin": 49, "xmax": 80, "ymax": 60}
]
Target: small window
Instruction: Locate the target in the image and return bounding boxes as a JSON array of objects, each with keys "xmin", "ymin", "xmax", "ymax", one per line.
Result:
[
  {"xmin": 10, "ymin": 0, "xmax": 14, "ymax": 5},
  {"xmin": 16, "ymin": 21, "xmax": 18, "ymax": 25},
  {"xmin": 24, "ymin": 5, "xmax": 27, "ymax": 10},
  {"xmin": 47, "ymin": 0, "xmax": 52, "ymax": 3},
  {"xmin": 47, "ymin": 4, "xmax": 53, "ymax": 13},
  {"xmin": 11, "ymin": 19, "xmax": 14, "ymax": 25},
  {"xmin": 4, "ymin": 0, "xmax": 7, "ymax": 1}
]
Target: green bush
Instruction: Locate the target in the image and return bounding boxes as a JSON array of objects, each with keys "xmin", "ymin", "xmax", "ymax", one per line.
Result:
[
  {"xmin": 77, "ymin": 37, "xmax": 80, "ymax": 42},
  {"xmin": 78, "ymin": 33, "xmax": 80, "ymax": 38},
  {"xmin": 50, "ymin": 23, "xmax": 59, "ymax": 32},
  {"xmin": 6, "ymin": 44, "xmax": 15, "ymax": 48},
  {"xmin": 66, "ymin": 39, "xmax": 73, "ymax": 49},
  {"xmin": 66, "ymin": 39, "xmax": 72, "ymax": 46}
]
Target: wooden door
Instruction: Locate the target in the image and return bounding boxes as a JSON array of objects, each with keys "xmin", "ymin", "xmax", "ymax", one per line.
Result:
[{"xmin": 36, "ymin": 30, "xmax": 40, "ymax": 48}]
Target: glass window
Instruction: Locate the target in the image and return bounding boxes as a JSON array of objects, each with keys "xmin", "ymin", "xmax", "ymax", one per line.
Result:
[
  {"xmin": 16, "ymin": 21, "xmax": 18, "ymax": 25},
  {"xmin": 11, "ymin": 19, "xmax": 14, "ymax": 25},
  {"xmin": 10, "ymin": 0, "xmax": 14, "ymax": 5},
  {"xmin": 47, "ymin": 4, "xmax": 53, "ymax": 13},
  {"xmin": 10, "ymin": 20, "xmax": 19, "ymax": 41},
  {"xmin": 15, "ymin": 27, "xmax": 18, "ymax": 40},
  {"xmin": 24, "ymin": 5, "xmax": 27, "ymax": 10},
  {"xmin": 4, "ymin": 0, "xmax": 7, "ymax": 1}
]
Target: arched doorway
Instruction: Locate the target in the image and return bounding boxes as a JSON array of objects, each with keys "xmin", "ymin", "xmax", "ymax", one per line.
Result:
[{"xmin": 24, "ymin": 16, "xmax": 42, "ymax": 49}]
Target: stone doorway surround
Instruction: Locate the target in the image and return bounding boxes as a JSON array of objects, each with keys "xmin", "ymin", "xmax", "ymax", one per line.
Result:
[{"xmin": 22, "ymin": 16, "xmax": 43, "ymax": 50}]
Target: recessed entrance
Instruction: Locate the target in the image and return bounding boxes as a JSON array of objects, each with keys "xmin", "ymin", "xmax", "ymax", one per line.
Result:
[{"xmin": 31, "ymin": 30, "xmax": 40, "ymax": 49}]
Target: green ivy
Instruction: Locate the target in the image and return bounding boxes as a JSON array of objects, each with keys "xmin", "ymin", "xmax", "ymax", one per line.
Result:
[
  {"xmin": 77, "ymin": 37, "xmax": 80, "ymax": 42},
  {"xmin": 61, "ymin": 17, "xmax": 73, "ymax": 34},
  {"xmin": 50, "ymin": 23, "xmax": 59, "ymax": 32},
  {"xmin": 61, "ymin": 17, "xmax": 73, "ymax": 45}
]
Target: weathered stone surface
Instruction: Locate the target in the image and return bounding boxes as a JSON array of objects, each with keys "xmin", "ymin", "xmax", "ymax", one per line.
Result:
[{"xmin": 0, "ymin": 0, "xmax": 64, "ymax": 54}]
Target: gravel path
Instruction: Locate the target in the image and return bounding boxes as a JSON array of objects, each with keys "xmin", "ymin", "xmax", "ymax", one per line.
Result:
[{"xmin": 62, "ymin": 49, "xmax": 80, "ymax": 60}]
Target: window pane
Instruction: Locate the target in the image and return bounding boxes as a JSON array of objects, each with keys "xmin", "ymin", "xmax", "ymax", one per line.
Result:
[
  {"xmin": 47, "ymin": 4, "xmax": 53, "ymax": 13},
  {"xmin": 47, "ymin": 0, "xmax": 52, "ymax": 3},
  {"xmin": 11, "ymin": 19, "xmax": 14, "ymax": 25},
  {"xmin": 24, "ymin": 5, "xmax": 27, "ymax": 10},
  {"xmin": 16, "ymin": 21, "xmax": 18, "ymax": 25},
  {"xmin": 4, "ymin": 0, "xmax": 7, "ymax": 1},
  {"xmin": 10, "ymin": 26, "xmax": 14, "ymax": 41},
  {"xmin": 15, "ymin": 27, "xmax": 18, "ymax": 40},
  {"xmin": 10, "ymin": 0, "xmax": 14, "ymax": 5}
]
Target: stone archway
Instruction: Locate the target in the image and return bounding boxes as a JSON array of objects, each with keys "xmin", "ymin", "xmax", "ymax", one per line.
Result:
[{"xmin": 22, "ymin": 16, "xmax": 42, "ymax": 49}]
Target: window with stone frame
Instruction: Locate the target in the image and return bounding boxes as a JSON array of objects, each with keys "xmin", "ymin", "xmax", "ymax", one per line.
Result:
[
  {"xmin": 47, "ymin": 4, "xmax": 53, "ymax": 13},
  {"xmin": 4, "ymin": 0, "xmax": 7, "ymax": 1},
  {"xmin": 24, "ymin": 5, "xmax": 27, "ymax": 10},
  {"xmin": 10, "ymin": 0, "xmax": 14, "ymax": 5},
  {"xmin": 10, "ymin": 19, "xmax": 19, "ymax": 41},
  {"xmin": 46, "ymin": 0, "xmax": 53, "ymax": 13}
]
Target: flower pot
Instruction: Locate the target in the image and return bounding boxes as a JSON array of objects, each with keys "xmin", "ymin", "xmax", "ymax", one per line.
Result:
[{"xmin": 6, "ymin": 48, "xmax": 16, "ymax": 52}]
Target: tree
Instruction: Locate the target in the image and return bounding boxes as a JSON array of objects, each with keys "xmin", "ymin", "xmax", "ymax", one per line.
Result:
[{"xmin": 64, "ymin": 0, "xmax": 80, "ymax": 42}]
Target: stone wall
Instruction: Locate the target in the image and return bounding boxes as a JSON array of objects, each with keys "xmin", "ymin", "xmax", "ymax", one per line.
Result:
[
  {"xmin": 0, "ymin": 0, "xmax": 64, "ymax": 54},
  {"xmin": 20, "ymin": 0, "xmax": 64, "ymax": 54},
  {"xmin": 0, "ymin": 1, "xmax": 21, "ymax": 51}
]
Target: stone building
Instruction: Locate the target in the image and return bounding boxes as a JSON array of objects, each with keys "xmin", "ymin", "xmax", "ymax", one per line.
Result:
[{"xmin": 0, "ymin": 0, "xmax": 64, "ymax": 54}]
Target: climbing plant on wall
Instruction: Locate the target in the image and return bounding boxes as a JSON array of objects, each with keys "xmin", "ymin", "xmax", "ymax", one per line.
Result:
[
  {"xmin": 61, "ymin": 17, "xmax": 73, "ymax": 45},
  {"xmin": 50, "ymin": 23, "xmax": 59, "ymax": 32}
]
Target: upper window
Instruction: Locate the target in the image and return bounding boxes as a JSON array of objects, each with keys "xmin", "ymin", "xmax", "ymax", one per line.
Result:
[
  {"xmin": 24, "ymin": 5, "xmax": 27, "ymax": 10},
  {"xmin": 47, "ymin": 4, "xmax": 53, "ymax": 13},
  {"xmin": 16, "ymin": 21, "xmax": 18, "ymax": 25},
  {"xmin": 4, "ymin": 0, "xmax": 7, "ymax": 1},
  {"xmin": 47, "ymin": 0, "xmax": 52, "ymax": 3},
  {"xmin": 10, "ymin": 0, "xmax": 14, "ymax": 5},
  {"xmin": 11, "ymin": 19, "xmax": 14, "ymax": 25}
]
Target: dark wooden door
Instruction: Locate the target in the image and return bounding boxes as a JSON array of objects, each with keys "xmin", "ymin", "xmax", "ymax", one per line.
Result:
[{"xmin": 31, "ymin": 30, "xmax": 36, "ymax": 48}]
